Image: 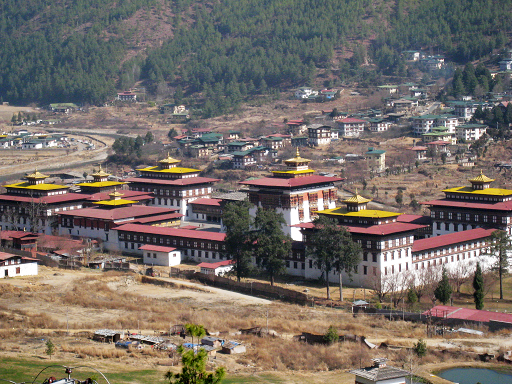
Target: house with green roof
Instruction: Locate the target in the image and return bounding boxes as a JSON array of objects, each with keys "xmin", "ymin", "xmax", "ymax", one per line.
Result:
[{"xmin": 365, "ymin": 147, "xmax": 386, "ymax": 173}]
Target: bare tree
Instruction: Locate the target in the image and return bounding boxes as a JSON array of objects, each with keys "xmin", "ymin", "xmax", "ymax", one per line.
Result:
[
  {"xmin": 448, "ymin": 261, "xmax": 474, "ymax": 294},
  {"xmin": 387, "ymin": 271, "xmax": 413, "ymax": 308},
  {"xmin": 413, "ymin": 266, "xmax": 442, "ymax": 304},
  {"xmin": 369, "ymin": 271, "xmax": 392, "ymax": 303}
]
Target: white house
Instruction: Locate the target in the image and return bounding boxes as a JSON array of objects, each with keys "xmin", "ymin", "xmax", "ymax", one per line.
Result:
[
  {"xmin": 198, "ymin": 260, "xmax": 235, "ymax": 276},
  {"xmin": 294, "ymin": 87, "xmax": 318, "ymax": 99},
  {"xmin": 456, "ymin": 123, "xmax": 488, "ymax": 142},
  {"xmin": 139, "ymin": 244, "xmax": 181, "ymax": 266},
  {"xmin": 0, "ymin": 252, "xmax": 38, "ymax": 278}
]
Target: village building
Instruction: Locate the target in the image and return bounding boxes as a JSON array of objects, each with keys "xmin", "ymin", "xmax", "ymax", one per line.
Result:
[
  {"xmin": 124, "ymin": 154, "xmax": 219, "ymax": 219},
  {"xmin": 49, "ymin": 103, "xmax": 79, "ymax": 113},
  {"xmin": 421, "ymin": 127, "xmax": 457, "ymax": 145},
  {"xmin": 116, "ymin": 91, "xmax": 137, "ymax": 102},
  {"xmin": 367, "ymin": 119, "xmax": 392, "ymax": 132},
  {"xmin": 291, "ymin": 136, "xmax": 308, "ymax": 147},
  {"xmin": 240, "ymin": 149, "xmax": 343, "ymax": 240},
  {"xmin": 286, "ymin": 119, "xmax": 307, "ymax": 136},
  {"xmin": 294, "ymin": 87, "xmax": 318, "ymax": 99},
  {"xmin": 365, "ymin": 148, "xmax": 386, "ymax": 173},
  {"xmin": 189, "ymin": 145, "xmax": 212, "ymax": 158},
  {"xmin": 456, "ymin": 123, "xmax": 488, "ymax": 142},
  {"xmin": 350, "ymin": 358, "xmax": 410, "ymax": 384},
  {"xmin": 0, "ymin": 170, "xmax": 88, "ymax": 234},
  {"xmin": 337, "ymin": 118, "xmax": 366, "ymax": 137},
  {"xmin": 423, "ymin": 172, "xmax": 512, "ymax": 237},
  {"xmin": 308, "ymin": 124, "xmax": 332, "ymax": 146},
  {"xmin": 0, "ymin": 251, "xmax": 38, "ymax": 278},
  {"xmin": 260, "ymin": 136, "xmax": 284, "ymax": 150},
  {"xmin": 139, "ymin": 244, "xmax": 181, "ymax": 266},
  {"xmin": 232, "ymin": 146, "xmax": 275, "ymax": 170},
  {"xmin": 449, "ymin": 101, "xmax": 492, "ymax": 120},
  {"xmin": 227, "ymin": 141, "xmax": 254, "ymax": 153},
  {"xmin": 409, "ymin": 146, "xmax": 428, "ymax": 161},
  {"xmin": 402, "ymin": 50, "xmax": 422, "ymax": 61}
]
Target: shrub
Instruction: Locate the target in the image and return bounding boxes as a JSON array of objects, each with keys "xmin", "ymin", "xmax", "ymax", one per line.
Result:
[{"xmin": 414, "ymin": 338, "xmax": 427, "ymax": 358}]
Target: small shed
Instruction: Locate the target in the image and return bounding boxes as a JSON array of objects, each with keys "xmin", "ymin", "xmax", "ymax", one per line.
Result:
[
  {"xmin": 197, "ymin": 260, "xmax": 235, "ymax": 276},
  {"xmin": 93, "ymin": 329, "xmax": 123, "ymax": 343},
  {"xmin": 201, "ymin": 336, "xmax": 223, "ymax": 348},
  {"xmin": 221, "ymin": 341, "xmax": 246, "ymax": 354},
  {"xmin": 140, "ymin": 244, "xmax": 181, "ymax": 266},
  {"xmin": 349, "ymin": 358, "xmax": 410, "ymax": 384}
]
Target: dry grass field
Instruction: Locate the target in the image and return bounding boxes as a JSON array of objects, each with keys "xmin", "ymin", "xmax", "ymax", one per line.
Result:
[{"xmin": 1, "ymin": 267, "xmax": 512, "ymax": 384}]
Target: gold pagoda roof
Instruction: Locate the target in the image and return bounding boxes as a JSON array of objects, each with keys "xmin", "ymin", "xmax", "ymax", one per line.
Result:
[
  {"xmin": 158, "ymin": 152, "xmax": 181, "ymax": 165},
  {"xmin": 343, "ymin": 190, "xmax": 371, "ymax": 204},
  {"xmin": 92, "ymin": 165, "xmax": 110, "ymax": 178},
  {"xmin": 284, "ymin": 148, "xmax": 311, "ymax": 164},
  {"xmin": 469, "ymin": 171, "xmax": 494, "ymax": 184},
  {"xmin": 109, "ymin": 190, "xmax": 124, "ymax": 198},
  {"xmin": 25, "ymin": 169, "xmax": 49, "ymax": 179}
]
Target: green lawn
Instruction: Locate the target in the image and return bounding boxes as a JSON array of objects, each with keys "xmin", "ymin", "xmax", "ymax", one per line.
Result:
[{"xmin": 0, "ymin": 358, "xmax": 164, "ymax": 384}]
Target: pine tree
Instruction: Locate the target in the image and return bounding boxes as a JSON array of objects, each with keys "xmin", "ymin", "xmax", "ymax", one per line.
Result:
[
  {"xmin": 45, "ymin": 339, "xmax": 55, "ymax": 359},
  {"xmin": 473, "ymin": 262, "xmax": 484, "ymax": 310},
  {"xmin": 485, "ymin": 230, "xmax": 512, "ymax": 300},
  {"xmin": 434, "ymin": 267, "xmax": 452, "ymax": 305}
]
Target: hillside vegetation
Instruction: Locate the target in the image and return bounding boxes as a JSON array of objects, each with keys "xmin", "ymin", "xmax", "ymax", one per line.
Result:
[{"xmin": 1, "ymin": 0, "xmax": 512, "ymax": 108}]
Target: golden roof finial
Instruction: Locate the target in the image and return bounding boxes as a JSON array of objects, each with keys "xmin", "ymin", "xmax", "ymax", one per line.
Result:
[{"xmin": 296, "ymin": 147, "xmax": 300, "ymax": 158}]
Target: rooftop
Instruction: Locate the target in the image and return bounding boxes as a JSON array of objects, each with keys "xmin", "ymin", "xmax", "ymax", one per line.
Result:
[
  {"xmin": 4, "ymin": 182, "xmax": 68, "ymax": 191},
  {"xmin": 58, "ymin": 206, "xmax": 176, "ymax": 221},
  {"xmin": 425, "ymin": 305, "xmax": 512, "ymax": 324},
  {"xmin": 137, "ymin": 166, "xmax": 201, "ymax": 174},
  {"xmin": 442, "ymin": 186, "xmax": 512, "ymax": 196},
  {"xmin": 240, "ymin": 175, "xmax": 343, "ymax": 189},
  {"xmin": 114, "ymin": 224, "xmax": 226, "ymax": 241},
  {"xmin": 412, "ymin": 228, "xmax": 495, "ymax": 252},
  {"xmin": 139, "ymin": 244, "xmax": 177, "ymax": 253},
  {"xmin": 319, "ymin": 207, "xmax": 399, "ymax": 219},
  {"xmin": 125, "ymin": 177, "xmax": 219, "ymax": 186},
  {"xmin": 197, "ymin": 260, "xmax": 235, "ymax": 269}
]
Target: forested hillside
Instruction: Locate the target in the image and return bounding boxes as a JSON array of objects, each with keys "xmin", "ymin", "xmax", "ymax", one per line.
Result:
[{"xmin": 1, "ymin": 0, "xmax": 512, "ymax": 108}]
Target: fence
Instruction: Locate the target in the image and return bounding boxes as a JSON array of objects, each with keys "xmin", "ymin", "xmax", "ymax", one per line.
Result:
[{"xmin": 193, "ymin": 273, "xmax": 310, "ymax": 305}]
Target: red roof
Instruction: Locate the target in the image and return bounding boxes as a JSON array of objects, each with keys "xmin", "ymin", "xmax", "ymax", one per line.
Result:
[
  {"xmin": 124, "ymin": 177, "xmax": 219, "ymax": 186},
  {"xmin": 132, "ymin": 212, "xmax": 183, "ymax": 223},
  {"xmin": 412, "ymin": 228, "xmax": 495, "ymax": 252},
  {"xmin": 0, "ymin": 252, "xmax": 18, "ymax": 261},
  {"xmin": 189, "ymin": 198, "xmax": 222, "ymax": 207},
  {"xmin": 0, "ymin": 231, "xmax": 39, "ymax": 240},
  {"xmin": 0, "ymin": 193, "xmax": 89, "ymax": 204},
  {"xmin": 87, "ymin": 190, "xmax": 154, "ymax": 202},
  {"xmin": 114, "ymin": 224, "xmax": 226, "ymax": 241},
  {"xmin": 397, "ymin": 214, "xmax": 431, "ymax": 225},
  {"xmin": 422, "ymin": 199, "xmax": 512, "ymax": 211},
  {"xmin": 139, "ymin": 244, "xmax": 177, "ymax": 253},
  {"xmin": 424, "ymin": 305, "xmax": 512, "ymax": 324},
  {"xmin": 58, "ymin": 206, "xmax": 178, "ymax": 220},
  {"xmin": 293, "ymin": 222, "xmax": 426, "ymax": 236},
  {"xmin": 240, "ymin": 175, "xmax": 344, "ymax": 188},
  {"xmin": 268, "ymin": 133, "xmax": 291, "ymax": 138},
  {"xmin": 339, "ymin": 118, "xmax": 366, "ymax": 124},
  {"xmin": 197, "ymin": 260, "xmax": 235, "ymax": 269},
  {"xmin": 409, "ymin": 146, "xmax": 427, "ymax": 151}
]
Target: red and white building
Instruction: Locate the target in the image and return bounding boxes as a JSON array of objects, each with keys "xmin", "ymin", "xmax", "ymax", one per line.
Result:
[
  {"xmin": 423, "ymin": 172, "xmax": 512, "ymax": 237},
  {"xmin": 198, "ymin": 260, "xmax": 235, "ymax": 276},
  {"xmin": 139, "ymin": 244, "xmax": 181, "ymax": 266},
  {"xmin": 124, "ymin": 154, "xmax": 219, "ymax": 219},
  {"xmin": 0, "ymin": 252, "xmax": 38, "ymax": 278},
  {"xmin": 116, "ymin": 91, "xmax": 137, "ymax": 102},
  {"xmin": 308, "ymin": 125, "xmax": 332, "ymax": 146},
  {"xmin": 337, "ymin": 118, "xmax": 366, "ymax": 137},
  {"xmin": 114, "ymin": 224, "xmax": 226, "ymax": 263},
  {"xmin": 0, "ymin": 170, "xmax": 88, "ymax": 234},
  {"xmin": 241, "ymin": 149, "xmax": 343, "ymax": 240}
]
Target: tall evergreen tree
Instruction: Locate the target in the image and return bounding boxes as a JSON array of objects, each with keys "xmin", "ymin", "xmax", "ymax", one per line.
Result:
[
  {"xmin": 222, "ymin": 200, "xmax": 253, "ymax": 282},
  {"xmin": 253, "ymin": 207, "xmax": 291, "ymax": 286},
  {"xmin": 307, "ymin": 215, "xmax": 361, "ymax": 300},
  {"xmin": 473, "ymin": 262, "xmax": 484, "ymax": 310},
  {"xmin": 485, "ymin": 230, "xmax": 512, "ymax": 300},
  {"xmin": 434, "ymin": 267, "xmax": 452, "ymax": 305}
]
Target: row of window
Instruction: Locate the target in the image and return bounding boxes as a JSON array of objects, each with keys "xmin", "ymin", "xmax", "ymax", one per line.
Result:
[
  {"xmin": 433, "ymin": 210, "xmax": 507, "ymax": 223},
  {"xmin": 119, "ymin": 233, "xmax": 225, "ymax": 251}
]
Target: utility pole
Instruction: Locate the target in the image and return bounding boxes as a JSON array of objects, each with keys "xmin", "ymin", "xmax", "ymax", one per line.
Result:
[{"xmin": 266, "ymin": 309, "xmax": 269, "ymax": 334}]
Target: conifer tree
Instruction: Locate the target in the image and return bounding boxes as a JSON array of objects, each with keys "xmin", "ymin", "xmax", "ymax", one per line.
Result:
[
  {"xmin": 434, "ymin": 267, "xmax": 452, "ymax": 305},
  {"xmin": 473, "ymin": 262, "xmax": 484, "ymax": 310}
]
